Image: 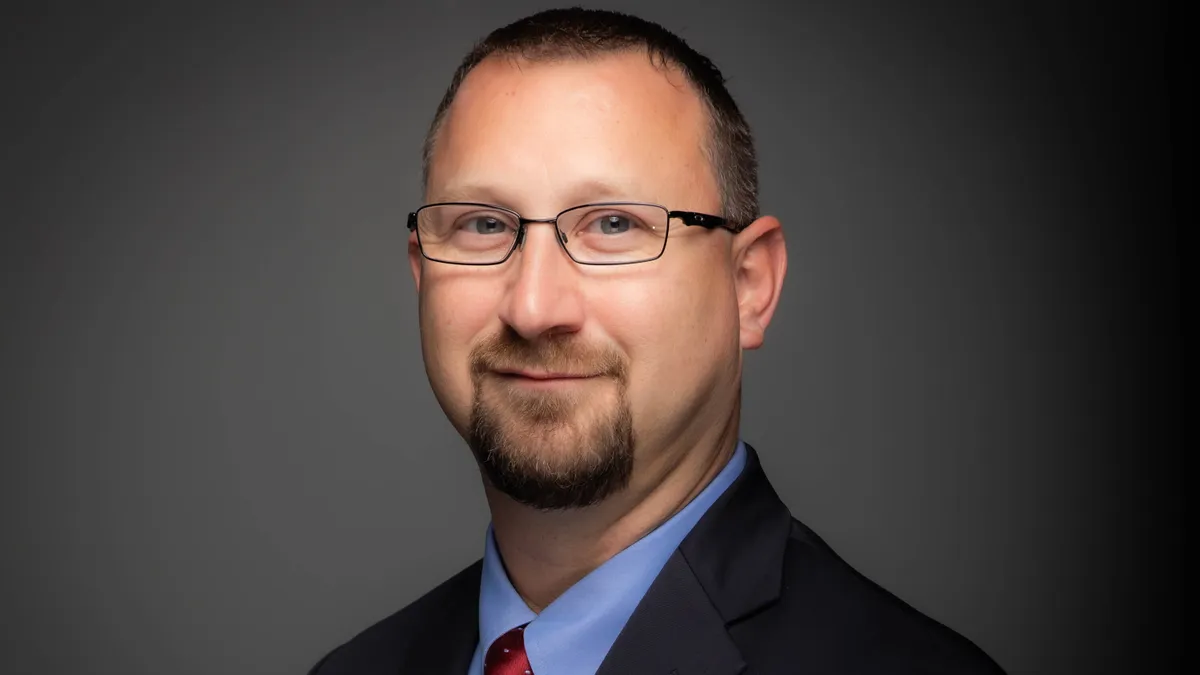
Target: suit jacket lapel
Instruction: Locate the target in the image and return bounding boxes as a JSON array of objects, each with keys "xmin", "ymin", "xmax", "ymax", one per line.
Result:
[
  {"xmin": 596, "ymin": 550, "xmax": 747, "ymax": 675},
  {"xmin": 597, "ymin": 444, "xmax": 793, "ymax": 675}
]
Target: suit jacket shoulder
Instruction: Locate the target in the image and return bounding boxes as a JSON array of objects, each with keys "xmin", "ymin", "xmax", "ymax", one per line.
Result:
[
  {"xmin": 596, "ymin": 445, "xmax": 1005, "ymax": 674},
  {"xmin": 308, "ymin": 559, "xmax": 481, "ymax": 675},
  {"xmin": 729, "ymin": 517, "xmax": 1004, "ymax": 673}
]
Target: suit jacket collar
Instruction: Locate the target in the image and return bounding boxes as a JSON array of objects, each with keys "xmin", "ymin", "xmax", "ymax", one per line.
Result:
[
  {"xmin": 678, "ymin": 442, "xmax": 793, "ymax": 623},
  {"xmin": 597, "ymin": 443, "xmax": 793, "ymax": 674}
]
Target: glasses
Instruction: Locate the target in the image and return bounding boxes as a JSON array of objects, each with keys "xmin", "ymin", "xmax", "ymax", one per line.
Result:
[{"xmin": 407, "ymin": 201, "xmax": 744, "ymax": 266}]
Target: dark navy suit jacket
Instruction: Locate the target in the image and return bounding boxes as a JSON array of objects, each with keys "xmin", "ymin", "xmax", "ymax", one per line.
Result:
[{"xmin": 309, "ymin": 445, "xmax": 1005, "ymax": 674}]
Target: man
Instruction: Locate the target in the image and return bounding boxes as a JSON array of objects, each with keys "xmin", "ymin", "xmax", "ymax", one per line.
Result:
[{"xmin": 311, "ymin": 8, "xmax": 1003, "ymax": 675}]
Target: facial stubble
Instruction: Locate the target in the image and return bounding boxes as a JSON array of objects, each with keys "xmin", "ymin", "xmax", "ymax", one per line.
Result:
[{"xmin": 467, "ymin": 330, "xmax": 634, "ymax": 510}]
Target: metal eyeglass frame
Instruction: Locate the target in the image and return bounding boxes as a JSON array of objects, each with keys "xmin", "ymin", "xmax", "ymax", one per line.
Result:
[{"xmin": 407, "ymin": 201, "xmax": 746, "ymax": 266}]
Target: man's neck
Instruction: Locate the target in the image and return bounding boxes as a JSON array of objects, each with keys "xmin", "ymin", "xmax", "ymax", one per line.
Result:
[{"xmin": 483, "ymin": 418, "xmax": 740, "ymax": 612}]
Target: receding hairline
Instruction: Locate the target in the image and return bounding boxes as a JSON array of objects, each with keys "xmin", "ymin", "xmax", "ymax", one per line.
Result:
[{"xmin": 423, "ymin": 46, "xmax": 723, "ymax": 191}]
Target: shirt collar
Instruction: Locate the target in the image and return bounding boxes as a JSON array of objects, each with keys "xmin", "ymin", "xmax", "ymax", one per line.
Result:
[{"xmin": 476, "ymin": 440, "xmax": 748, "ymax": 675}]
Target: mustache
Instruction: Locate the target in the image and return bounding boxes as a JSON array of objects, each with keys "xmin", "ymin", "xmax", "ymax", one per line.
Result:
[{"xmin": 469, "ymin": 328, "xmax": 627, "ymax": 380}]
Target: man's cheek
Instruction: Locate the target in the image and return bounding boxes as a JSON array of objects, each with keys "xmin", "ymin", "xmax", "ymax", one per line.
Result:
[{"xmin": 427, "ymin": 284, "xmax": 495, "ymax": 335}]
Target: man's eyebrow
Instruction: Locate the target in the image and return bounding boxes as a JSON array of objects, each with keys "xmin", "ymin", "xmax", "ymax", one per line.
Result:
[
  {"xmin": 564, "ymin": 179, "xmax": 646, "ymax": 203},
  {"xmin": 430, "ymin": 179, "xmax": 651, "ymax": 209},
  {"xmin": 431, "ymin": 183, "xmax": 505, "ymax": 204}
]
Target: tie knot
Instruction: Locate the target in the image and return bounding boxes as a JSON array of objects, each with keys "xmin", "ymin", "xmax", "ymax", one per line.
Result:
[{"xmin": 484, "ymin": 623, "xmax": 533, "ymax": 675}]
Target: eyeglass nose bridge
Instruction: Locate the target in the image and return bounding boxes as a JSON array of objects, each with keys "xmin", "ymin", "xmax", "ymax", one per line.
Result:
[{"xmin": 514, "ymin": 216, "xmax": 570, "ymax": 250}]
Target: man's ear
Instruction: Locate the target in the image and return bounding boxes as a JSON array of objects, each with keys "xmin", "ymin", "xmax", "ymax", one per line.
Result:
[
  {"xmin": 732, "ymin": 215, "xmax": 787, "ymax": 350},
  {"xmin": 408, "ymin": 231, "xmax": 423, "ymax": 292}
]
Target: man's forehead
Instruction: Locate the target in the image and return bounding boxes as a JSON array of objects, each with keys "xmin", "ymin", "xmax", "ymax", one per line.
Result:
[
  {"xmin": 458, "ymin": 49, "xmax": 697, "ymax": 97},
  {"xmin": 428, "ymin": 51, "xmax": 715, "ymax": 206}
]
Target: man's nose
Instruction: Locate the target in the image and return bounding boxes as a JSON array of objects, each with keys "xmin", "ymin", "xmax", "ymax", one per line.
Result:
[{"xmin": 497, "ymin": 222, "xmax": 585, "ymax": 341}]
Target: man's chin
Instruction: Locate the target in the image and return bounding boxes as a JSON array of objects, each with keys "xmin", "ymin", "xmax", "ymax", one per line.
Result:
[
  {"xmin": 467, "ymin": 402, "xmax": 635, "ymax": 510},
  {"xmin": 473, "ymin": 418, "xmax": 595, "ymax": 470}
]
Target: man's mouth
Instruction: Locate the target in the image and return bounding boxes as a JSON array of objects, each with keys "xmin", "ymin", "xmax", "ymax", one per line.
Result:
[{"xmin": 491, "ymin": 367, "xmax": 599, "ymax": 381}]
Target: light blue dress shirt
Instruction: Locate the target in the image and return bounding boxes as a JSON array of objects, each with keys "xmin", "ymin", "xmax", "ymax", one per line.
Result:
[{"xmin": 467, "ymin": 440, "xmax": 747, "ymax": 675}]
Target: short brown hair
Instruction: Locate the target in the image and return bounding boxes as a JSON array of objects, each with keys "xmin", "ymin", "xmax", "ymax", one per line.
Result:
[{"xmin": 422, "ymin": 7, "xmax": 759, "ymax": 226}]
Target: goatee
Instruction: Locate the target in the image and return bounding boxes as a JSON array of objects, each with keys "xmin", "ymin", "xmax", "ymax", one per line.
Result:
[{"xmin": 467, "ymin": 328, "xmax": 634, "ymax": 510}]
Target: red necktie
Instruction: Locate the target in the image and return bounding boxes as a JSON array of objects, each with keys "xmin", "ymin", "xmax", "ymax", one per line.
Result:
[{"xmin": 483, "ymin": 623, "xmax": 534, "ymax": 675}]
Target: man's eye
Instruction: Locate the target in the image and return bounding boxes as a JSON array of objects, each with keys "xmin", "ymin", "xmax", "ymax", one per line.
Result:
[
  {"xmin": 592, "ymin": 215, "xmax": 633, "ymax": 235},
  {"xmin": 462, "ymin": 217, "xmax": 508, "ymax": 234}
]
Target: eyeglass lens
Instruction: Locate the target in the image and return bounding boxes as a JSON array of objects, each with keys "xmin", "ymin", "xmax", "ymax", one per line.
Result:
[{"xmin": 414, "ymin": 203, "xmax": 670, "ymax": 265}]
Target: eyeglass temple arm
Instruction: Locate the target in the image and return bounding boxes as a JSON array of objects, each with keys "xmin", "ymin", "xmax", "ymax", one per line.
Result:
[{"xmin": 668, "ymin": 211, "xmax": 746, "ymax": 233}]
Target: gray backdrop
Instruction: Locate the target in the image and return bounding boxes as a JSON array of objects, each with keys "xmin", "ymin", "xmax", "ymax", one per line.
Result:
[{"xmin": 1, "ymin": 1, "xmax": 1180, "ymax": 674}]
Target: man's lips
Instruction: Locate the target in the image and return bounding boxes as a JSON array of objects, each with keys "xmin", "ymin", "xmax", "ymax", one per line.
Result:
[{"xmin": 491, "ymin": 368, "xmax": 600, "ymax": 380}]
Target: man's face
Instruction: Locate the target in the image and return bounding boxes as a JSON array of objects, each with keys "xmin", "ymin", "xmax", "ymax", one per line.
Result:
[{"xmin": 413, "ymin": 52, "xmax": 744, "ymax": 509}]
